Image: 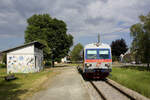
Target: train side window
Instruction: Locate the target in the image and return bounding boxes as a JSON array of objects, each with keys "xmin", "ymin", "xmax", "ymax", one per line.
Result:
[
  {"xmin": 99, "ymin": 49, "xmax": 110, "ymax": 59},
  {"xmin": 86, "ymin": 50, "xmax": 97, "ymax": 59}
]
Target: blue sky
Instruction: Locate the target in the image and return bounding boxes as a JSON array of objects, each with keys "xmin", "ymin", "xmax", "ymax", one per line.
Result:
[{"xmin": 0, "ymin": 0, "xmax": 150, "ymax": 51}]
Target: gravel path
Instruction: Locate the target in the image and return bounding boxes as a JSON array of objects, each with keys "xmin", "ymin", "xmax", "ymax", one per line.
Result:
[
  {"xmin": 26, "ymin": 66, "xmax": 137, "ymax": 100},
  {"xmin": 27, "ymin": 67, "xmax": 90, "ymax": 100}
]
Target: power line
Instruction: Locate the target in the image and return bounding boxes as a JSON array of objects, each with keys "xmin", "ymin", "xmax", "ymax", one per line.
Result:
[{"xmin": 101, "ymin": 27, "xmax": 130, "ymax": 35}]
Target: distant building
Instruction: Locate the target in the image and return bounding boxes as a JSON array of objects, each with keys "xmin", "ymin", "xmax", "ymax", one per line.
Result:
[
  {"xmin": 61, "ymin": 57, "xmax": 67, "ymax": 63},
  {"xmin": 61, "ymin": 56, "xmax": 71, "ymax": 63},
  {"xmin": 120, "ymin": 49, "xmax": 132, "ymax": 63},
  {"xmin": 2, "ymin": 41, "xmax": 45, "ymax": 73},
  {"xmin": 120, "ymin": 54, "xmax": 124, "ymax": 62}
]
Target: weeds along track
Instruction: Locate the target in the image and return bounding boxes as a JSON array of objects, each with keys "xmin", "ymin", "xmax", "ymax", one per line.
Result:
[{"xmin": 89, "ymin": 80, "xmax": 135, "ymax": 100}]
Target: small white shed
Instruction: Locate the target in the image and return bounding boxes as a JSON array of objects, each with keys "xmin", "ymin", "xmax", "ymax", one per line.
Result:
[{"xmin": 3, "ymin": 41, "xmax": 44, "ymax": 73}]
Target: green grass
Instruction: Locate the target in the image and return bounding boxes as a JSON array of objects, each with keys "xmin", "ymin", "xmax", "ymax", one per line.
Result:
[
  {"xmin": 109, "ymin": 67, "xmax": 150, "ymax": 98},
  {"xmin": 54, "ymin": 63, "xmax": 82, "ymax": 67},
  {"xmin": 66, "ymin": 63, "xmax": 82, "ymax": 67},
  {"xmin": 0, "ymin": 68, "xmax": 58, "ymax": 100},
  {"xmin": 0, "ymin": 63, "xmax": 6, "ymax": 68}
]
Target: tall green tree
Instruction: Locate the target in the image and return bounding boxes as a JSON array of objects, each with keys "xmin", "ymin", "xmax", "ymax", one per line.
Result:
[
  {"xmin": 70, "ymin": 43, "xmax": 83, "ymax": 62},
  {"xmin": 25, "ymin": 14, "xmax": 73, "ymax": 67},
  {"xmin": 111, "ymin": 38, "xmax": 128, "ymax": 60},
  {"xmin": 130, "ymin": 13, "xmax": 150, "ymax": 69}
]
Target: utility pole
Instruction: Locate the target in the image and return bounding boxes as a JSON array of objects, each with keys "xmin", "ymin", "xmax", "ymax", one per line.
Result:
[{"xmin": 98, "ymin": 33, "xmax": 100, "ymax": 43}]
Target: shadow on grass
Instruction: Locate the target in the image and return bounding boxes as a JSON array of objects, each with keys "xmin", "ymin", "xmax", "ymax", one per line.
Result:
[
  {"xmin": 45, "ymin": 64, "xmax": 70, "ymax": 68},
  {"xmin": 45, "ymin": 64, "xmax": 77, "ymax": 68},
  {"xmin": 55, "ymin": 63, "xmax": 80, "ymax": 67},
  {"xmin": 54, "ymin": 64, "xmax": 70, "ymax": 67},
  {"xmin": 120, "ymin": 65, "xmax": 149, "ymax": 71},
  {"xmin": 0, "ymin": 79, "xmax": 28, "ymax": 100}
]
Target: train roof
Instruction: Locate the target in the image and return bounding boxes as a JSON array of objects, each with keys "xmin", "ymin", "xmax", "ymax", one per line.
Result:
[{"xmin": 84, "ymin": 43, "xmax": 111, "ymax": 49}]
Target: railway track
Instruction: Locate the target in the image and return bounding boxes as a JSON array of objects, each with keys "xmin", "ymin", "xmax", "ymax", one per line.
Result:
[
  {"xmin": 89, "ymin": 80, "xmax": 134, "ymax": 100},
  {"xmin": 77, "ymin": 67, "xmax": 132, "ymax": 100},
  {"xmin": 77, "ymin": 66, "xmax": 149, "ymax": 100}
]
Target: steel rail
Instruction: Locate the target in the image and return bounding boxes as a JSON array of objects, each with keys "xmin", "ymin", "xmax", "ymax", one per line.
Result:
[
  {"xmin": 105, "ymin": 79, "xmax": 135, "ymax": 100},
  {"xmin": 90, "ymin": 81, "xmax": 107, "ymax": 100},
  {"xmin": 90, "ymin": 80, "xmax": 135, "ymax": 100}
]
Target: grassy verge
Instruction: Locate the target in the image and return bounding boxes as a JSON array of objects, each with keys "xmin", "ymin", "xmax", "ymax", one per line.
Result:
[
  {"xmin": 0, "ymin": 68, "xmax": 59, "ymax": 100},
  {"xmin": 66, "ymin": 63, "xmax": 82, "ymax": 67},
  {"xmin": 109, "ymin": 67, "xmax": 150, "ymax": 98},
  {"xmin": 54, "ymin": 63, "xmax": 82, "ymax": 67}
]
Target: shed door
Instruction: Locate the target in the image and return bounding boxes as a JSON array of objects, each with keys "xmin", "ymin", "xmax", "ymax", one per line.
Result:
[{"xmin": 35, "ymin": 56, "xmax": 37, "ymax": 68}]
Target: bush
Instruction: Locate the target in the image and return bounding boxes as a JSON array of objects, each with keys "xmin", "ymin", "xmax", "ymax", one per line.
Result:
[
  {"xmin": 0, "ymin": 63, "xmax": 6, "ymax": 68},
  {"xmin": 45, "ymin": 61, "xmax": 51, "ymax": 67},
  {"xmin": 112, "ymin": 56, "xmax": 118, "ymax": 62}
]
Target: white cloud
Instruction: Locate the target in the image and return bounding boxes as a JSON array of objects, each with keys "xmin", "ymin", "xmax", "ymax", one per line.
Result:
[{"xmin": 0, "ymin": 0, "xmax": 149, "ymax": 44}]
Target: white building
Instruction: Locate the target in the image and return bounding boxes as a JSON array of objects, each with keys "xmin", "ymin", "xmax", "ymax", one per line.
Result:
[
  {"xmin": 61, "ymin": 57, "xmax": 67, "ymax": 63},
  {"xmin": 3, "ymin": 41, "xmax": 44, "ymax": 73}
]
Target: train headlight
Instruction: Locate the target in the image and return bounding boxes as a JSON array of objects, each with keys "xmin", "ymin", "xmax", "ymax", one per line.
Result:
[
  {"xmin": 85, "ymin": 63, "xmax": 92, "ymax": 68},
  {"xmin": 86, "ymin": 63, "xmax": 90, "ymax": 66},
  {"xmin": 105, "ymin": 64, "xmax": 110, "ymax": 67}
]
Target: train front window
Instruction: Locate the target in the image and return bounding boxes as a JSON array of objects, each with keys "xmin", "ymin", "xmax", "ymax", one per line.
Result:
[
  {"xmin": 99, "ymin": 49, "xmax": 110, "ymax": 59},
  {"xmin": 86, "ymin": 50, "xmax": 97, "ymax": 59}
]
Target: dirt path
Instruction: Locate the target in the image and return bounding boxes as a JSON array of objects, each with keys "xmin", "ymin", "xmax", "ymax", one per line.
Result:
[{"xmin": 27, "ymin": 67, "xmax": 90, "ymax": 100}]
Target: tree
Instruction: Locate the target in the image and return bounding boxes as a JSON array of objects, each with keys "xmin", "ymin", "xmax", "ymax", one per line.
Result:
[
  {"xmin": 2, "ymin": 53, "xmax": 6, "ymax": 64},
  {"xmin": 130, "ymin": 13, "xmax": 150, "ymax": 70},
  {"xmin": 25, "ymin": 14, "xmax": 73, "ymax": 67},
  {"xmin": 70, "ymin": 43, "xmax": 83, "ymax": 62},
  {"xmin": 111, "ymin": 38, "xmax": 128, "ymax": 60}
]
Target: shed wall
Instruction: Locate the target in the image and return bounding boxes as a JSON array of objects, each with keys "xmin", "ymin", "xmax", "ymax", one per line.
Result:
[
  {"xmin": 7, "ymin": 45, "xmax": 43, "ymax": 73},
  {"xmin": 7, "ymin": 54, "xmax": 35, "ymax": 73},
  {"xmin": 34, "ymin": 47, "xmax": 43, "ymax": 71}
]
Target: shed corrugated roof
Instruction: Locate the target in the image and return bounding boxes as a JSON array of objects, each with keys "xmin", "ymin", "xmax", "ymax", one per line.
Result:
[{"xmin": 1, "ymin": 41, "xmax": 45, "ymax": 53}]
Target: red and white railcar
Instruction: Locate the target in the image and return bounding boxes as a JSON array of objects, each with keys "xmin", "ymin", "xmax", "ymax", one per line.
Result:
[{"xmin": 83, "ymin": 42, "xmax": 112, "ymax": 79}]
